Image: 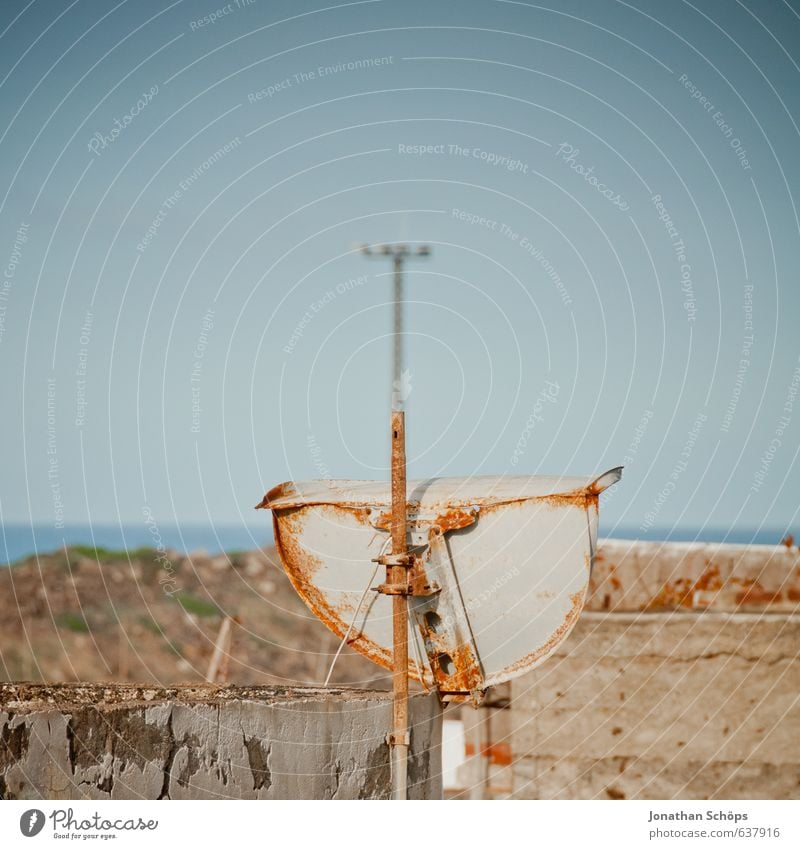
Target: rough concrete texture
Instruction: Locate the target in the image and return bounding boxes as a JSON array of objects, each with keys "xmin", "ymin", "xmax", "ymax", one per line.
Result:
[
  {"xmin": 588, "ymin": 539, "xmax": 800, "ymax": 612},
  {"xmin": 0, "ymin": 684, "xmax": 442, "ymax": 800},
  {"xmin": 511, "ymin": 612, "xmax": 799, "ymax": 799}
]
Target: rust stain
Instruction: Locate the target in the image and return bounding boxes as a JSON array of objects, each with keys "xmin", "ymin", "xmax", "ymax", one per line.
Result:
[
  {"xmin": 595, "ymin": 557, "xmax": 800, "ymax": 611},
  {"xmin": 433, "ymin": 508, "xmax": 479, "ymax": 532},
  {"xmin": 259, "ymin": 479, "xmax": 609, "ymax": 514},
  {"xmin": 408, "ymin": 556, "xmax": 437, "ymax": 597},
  {"xmin": 273, "ymin": 510, "xmax": 432, "ymax": 684},
  {"xmin": 434, "ymin": 640, "xmax": 483, "ymax": 694},
  {"xmin": 352, "ymin": 507, "xmax": 374, "ymax": 526},
  {"xmin": 588, "ymin": 476, "xmax": 612, "ymax": 496},
  {"xmin": 694, "ymin": 564, "xmax": 722, "ymax": 591},
  {"xmin": 645, "ymin": 564, "xmax": 723, "ymax": 610},
  {"xmin": 538, "ymin": 491, "xmax": 599, "ymax": 511},
  {"xmin": 464, "ymin": 741, "xmax": 512, "ymax": 765},
  {"xmin": 735, "ymin": 586, "xmax": 782, "ymax": 606},
  {"xmin": 373, "ymin": 506, "xmax": 477, "ymax": 532}
]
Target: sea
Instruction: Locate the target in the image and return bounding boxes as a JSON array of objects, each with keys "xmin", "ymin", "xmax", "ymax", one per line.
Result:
[
  {"xmin": 0, "ymin": 522, "xmax": 792, "ymax": 565},
  {"xmin": 0, "ymin": 523, "xmax": 273, "ymax": 565}
]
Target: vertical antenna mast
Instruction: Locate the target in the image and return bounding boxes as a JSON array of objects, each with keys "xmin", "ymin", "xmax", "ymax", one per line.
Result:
[
  {"xmin": 360, "ymin": 244, "xmax": 431, "ymax": 411},
  {"xmin": 360, "ymin": 243, "xmax": 431, "ymax": 800},
  {"xmin": 389, "ymin": 408, "xmax": 409, "ymax": 799},
  {"xmin": 392, "ymin": 252, "xmax": 403, "ymax": 410}
]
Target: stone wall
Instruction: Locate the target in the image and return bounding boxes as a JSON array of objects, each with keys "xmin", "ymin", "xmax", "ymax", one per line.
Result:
[
  {"xmin": 511, "ymin": 612, "xmax": 799, "ymax": 799},
  {"xmin": 587, "ymin": 538, "xmax": 799, "ymax": 612},
  {"xmin": 0, "ymin": 684, "xmax": 442, "ymax": 800},
  {"xmin": 509, "ymin": 538, "xmax": 800, "ymax": 800}
]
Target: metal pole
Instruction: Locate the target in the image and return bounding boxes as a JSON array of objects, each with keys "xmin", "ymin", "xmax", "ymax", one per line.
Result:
[
  {"xmin": 358, "ymin": 243, "xmax": 430, "ymax": 413},
  {"xmin": 392, "ymin": 253, "xmax": 403, "ymax": 411},
  {"xmin": 390, "ymin": 409, "xmax": 409, "ymax": 800},
  {"xmin": 358, "ymin": 243, "xmax": 430, "ymax": 800}
]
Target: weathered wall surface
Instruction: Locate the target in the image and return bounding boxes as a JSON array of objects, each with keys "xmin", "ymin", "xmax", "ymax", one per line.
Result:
[
  {"xmin": 511, "ymin": 612, "xmax": 799, "ymax": 799},
  {"xmin": 0, "ymin": 684, "xmax": 442, "ymax": 800},
  {"xmin": 587, "ymin": 538, "xmax": 800, "ymax": 612}
]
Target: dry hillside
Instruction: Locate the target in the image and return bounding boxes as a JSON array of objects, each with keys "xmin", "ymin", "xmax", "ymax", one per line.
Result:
[{"xmin": 0, "ymin": 545, "xmax": 386, "ymax": 689}]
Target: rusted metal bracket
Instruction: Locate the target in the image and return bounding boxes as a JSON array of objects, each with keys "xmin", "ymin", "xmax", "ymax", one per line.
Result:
[
  {"xmin": 373, "ymin": 552, "xmax": 441, "ymax": 597},
  {"xmin": 370, "ymin": 505, "xmax": 480, "ymax": 542},
  {"xmin": 408, "ymin": 559, "xmax": 441, "ymax": 597},
  {"xmin": 409, "ymin": 526, "xmax": 486, "ymax": 705},
  {"xmin": 375, "ymin": 583, "xmax": 412, "ymax": 596},
  {"xmin": 372, "ymin": 552, "xmax": 415, "ymax": 567},
  {"xmin": 371, "ymin": 504, "xmax": 486, "ymax": 706}
]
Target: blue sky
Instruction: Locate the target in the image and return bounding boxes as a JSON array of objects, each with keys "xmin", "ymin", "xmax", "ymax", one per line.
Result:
[{"xmin": 0, "ymin": 0, "xmax": 798, "ymax": 542}]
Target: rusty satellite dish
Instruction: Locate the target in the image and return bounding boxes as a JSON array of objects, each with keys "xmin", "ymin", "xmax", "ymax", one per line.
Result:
[
  {"xmin": 260, "ymin": 246, "xmax": 623, "ymax": 799},
  {"xmin": 257, "ymin": 466, "xmax": 622, "ymax": 703}
]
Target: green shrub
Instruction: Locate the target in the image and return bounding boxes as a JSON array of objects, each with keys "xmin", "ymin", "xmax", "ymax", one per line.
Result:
[
  {"xmin": 68, "ymin": 545, "xmax": 127, "ymax": 560},
  {"xmin": 139, "ymin": 616, "xmax": 164, "ymax": 635},
  {"xmin": 56, "ymin": 612, "xmax": 89, "ymax": 633},
  {"xmin": 67, "ymin": 544, "xmax": 159, "ymax": 561},
  {"xmin": 174, "ymin": 592, "xmax": 220, "ymax": 617}
]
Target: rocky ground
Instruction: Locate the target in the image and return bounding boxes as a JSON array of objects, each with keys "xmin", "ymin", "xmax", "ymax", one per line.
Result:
[{"xmin": 0, "ymin": 546, "xmax": 386, "ymax": 689}]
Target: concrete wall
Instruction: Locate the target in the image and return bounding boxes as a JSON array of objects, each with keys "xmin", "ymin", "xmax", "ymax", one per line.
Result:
[
  {"xmin": 510, "ymin": 612, "xmax": 799, "ymax": 799},
  {"xmin": 509, "ymin": 541, "xmax": 800, "ymax": 799},
  {"xmin": 0, "ymin": 684, "xmax": 442, "ymax": 800},
  {"xmin": 587, "ymin": 538, "xmax": 799, "ymax": 612}
]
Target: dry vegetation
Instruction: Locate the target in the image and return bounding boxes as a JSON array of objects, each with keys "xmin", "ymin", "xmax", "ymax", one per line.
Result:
[{"xmin": 0, "ymin": 546, "xmax": 386, "ymax": 689}]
